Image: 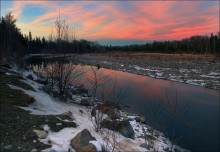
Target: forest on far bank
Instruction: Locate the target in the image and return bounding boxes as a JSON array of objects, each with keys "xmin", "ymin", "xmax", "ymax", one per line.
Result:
[{"xmin": 1, "ymin": 12, "xmax": 219, "ymax": 61}]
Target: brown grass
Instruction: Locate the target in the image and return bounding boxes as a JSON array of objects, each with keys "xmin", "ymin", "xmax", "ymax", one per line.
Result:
[{"xmin": 91, "ymin": 52, "xmax": 218, "ymax": 61}]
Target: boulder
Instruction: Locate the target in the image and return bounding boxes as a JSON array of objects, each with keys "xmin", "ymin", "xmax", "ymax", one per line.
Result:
[
  {"xmin": 33, "ymin": 130, "xmax": 47, "ymax": 139},
  {"xmin": 71, "ymin": 86, "xmax": 88, "ymax": 95},
  {"xmin": 80, "ymin": 99, "xmax": 94, "ymax": 106},
  {"xmin": 140, "ymin": 116, "xmax": 146, "ymax": 124},
  {"xmin": 58, "ymin": 111, "xmax": 73, "ymax": 121},
  {"xmin": 106, "ymin": 109, "xmax": 121, "ymax": 120},
  {"xmin": 70, "ymin": 129, "xmax": 97, "ymax": 152},
  {"xmin": 102, "ymin": 101, "xmax": 121, "ymax": 110},
  {"xmin": 27, "ymin": 74, "xmax": 34, "ymax": 80},
  {"xmin": 91, "ymin": 102, "xmax": 121, "ymax": 120},
  {"xmin": 134, "ymin": 116, "xmax": 140, "ymax": 122},
  {"xmin": 101, "ymin": 119, "xmax": 135, "ymax": 139},
  {"xmin": 126, "ymin": 118, "xmax": 134, "ymax": 121},
  {"xmin": 31, "ymin": 149, "xmax": 38, "ymax": 152},
  {"xmin": 51, "ymin": 91, "xmax": 67, "ymax": 102}
]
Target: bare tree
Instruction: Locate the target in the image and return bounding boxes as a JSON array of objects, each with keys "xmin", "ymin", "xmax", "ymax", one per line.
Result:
[
  {"xmin": 40, "ymin": 13, "xmax": 83, "ymax": 96},
  {"xmin": 55, "ymin": 61, "xmax": 83, "ymax": 95},
  {"xmin": 100, "ymin": 129, "xmax": 128, "ymax": 152}
]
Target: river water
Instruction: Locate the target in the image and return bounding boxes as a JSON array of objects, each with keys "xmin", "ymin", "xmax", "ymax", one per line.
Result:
[{"xmin": 32, "ymin": 63, "xmax": 219, "ymax": 151}]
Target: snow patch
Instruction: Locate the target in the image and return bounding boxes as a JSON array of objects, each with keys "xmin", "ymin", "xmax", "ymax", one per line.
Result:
[
  {"xmin": 41, "ymin": 128, "xmax": 76, "ymax": 152},
  {"xmin": 43, "ymin": 125, "xmax": 50, "ymax": 132},
  {"xmin": 200, "ymin": 75, "xmax": 219, "ymax": 79},
  {"xmin": 209, "ymin": 72, "xmax": 220, "ymax": 76},
  {"xmin": 6, "ymin": 66, "xmax": 188, "ymax": 152},
  {"xmin": 89, "ymin": 140, "xmax": 102, "ymax": 151}
]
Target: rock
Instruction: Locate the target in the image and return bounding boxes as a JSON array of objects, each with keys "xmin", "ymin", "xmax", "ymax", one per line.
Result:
[
  {"xmin": 35, "ymin": 79, "xmax": 48, "ymax": 85},
  {"xmin": 80, "ymin": 99, "xmax": 94, "ymax": 106},
  {"xmin": 71, "ymin": 89, "xmax": 80, "ymax": 95},
  {"xmin": 72, "ymin": 85, "xmax": 89, "ymax": 95},
  {"xmin": 101, "ymin": 119, "xmax": 135, "ymax": 139},
  {"xmin": 140, "ymin": 143, "xmax": 150, "ymax": 150},
  {"xmin": 31, "ymin": 149, "xmax": 38, "ymax": 152},
  {"xmin": 164, "ymin": 147, "xmax": 171, "ymax": 152},
  {"xmin": 106, "ymin": 109, "xmax": 121, "ymax": 120},
  {"xmin": 42, "ymin": 83, "xmax": 53, "ymax": 94},
  {"xmin": 79, "ymin": 109, "xmax": 83, "ymax": 113},
  {"xmin": 103, "ymin": 101, "xmax": 121, "ymax": 110},
  {"xmin": 56, "ymin": 123, "xmax": 62, "ymax": 126},
  {"xmin": 27, "ymin": 74, "xmax": 34, "ymax": 80},
  {"xmin": 134, "ymin": 116, "xmax": 140, "ymax": 122},
  {"xmin": 70, "ymin": 129, "xmax": 97, "ymax": 152},
  {"xmin": 3, "ymin": 145, "xmax": 13, "ymax": 150},
  {"xmin": 33, "ymin": 129, "xmax": 48, "ymax": 139},
  {"xmin": 140, "ymin": 116, "xmax": 146, "ymax": 124},
  {"xmin": 91, "ymin": 102, "xmax": 121, "ymax": 120},
  {"xmin": 78, "ymin": 85, "xmax": 89, "ymax": 93},
  {"xmin": 126, "ymin": 118, "xmax": 134, "ymax": 121},
  {"xmin": 51, "ymin": 91, "xmax": 67, "ymax": 102},
  {"xmin": 61, "ymin": 111, "xmax": 72, "ymax": 117}
]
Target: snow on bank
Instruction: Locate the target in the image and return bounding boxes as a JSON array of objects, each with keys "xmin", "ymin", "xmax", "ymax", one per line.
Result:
[
  {"xmin": 6, "ymin": 67, "xmax": 186, "ymax": 152},
  {"xmin": 8, "ymin": 84, "xmax": 66, "ymax": 115}
]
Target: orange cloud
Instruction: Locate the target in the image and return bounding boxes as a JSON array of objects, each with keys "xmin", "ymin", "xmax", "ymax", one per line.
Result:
[{"xmin": 7, "ymin": 1, "xmax": 219, "ymax": 41}]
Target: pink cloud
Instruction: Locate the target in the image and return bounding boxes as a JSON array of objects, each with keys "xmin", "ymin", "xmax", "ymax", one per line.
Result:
[{"xmin": 8, "ymin": 1, "xmax": 219, "ymax": 41}]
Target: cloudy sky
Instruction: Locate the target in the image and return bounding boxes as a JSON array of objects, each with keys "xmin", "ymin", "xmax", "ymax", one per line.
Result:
[{"xmin": 1, "ymin": 0, "xmax": 219, "ymax": 45}]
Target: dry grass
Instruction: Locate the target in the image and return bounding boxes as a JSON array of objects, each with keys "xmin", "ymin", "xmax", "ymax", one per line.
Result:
[{"xmin": 92, "ymin": 52, "xmax": 218, "ymax": 61}]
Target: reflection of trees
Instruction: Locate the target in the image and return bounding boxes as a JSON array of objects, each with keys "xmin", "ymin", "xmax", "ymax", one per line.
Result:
[
  {"xmin": 162, "ymin": 88, "xmax": 191, "ymax": 151},
  {"xmin": 86, "ymin": 66, "xmax": 112, "ymax": 101}
]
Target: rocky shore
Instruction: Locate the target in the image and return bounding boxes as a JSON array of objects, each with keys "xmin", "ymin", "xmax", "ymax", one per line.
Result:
[
  {"xmin": 74, "ymin": 53, "xmax": 220, "ymax": 90},
  {"xmin": 0, "ymin": 63, "xmax": 187, "ymax": 152}
]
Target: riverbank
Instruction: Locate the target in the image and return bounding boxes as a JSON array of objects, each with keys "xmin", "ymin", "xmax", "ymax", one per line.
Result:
[
  {"xmin": 74, "ymin": 53, "xmax": 220, "ymax": 90},
  {"xmin": 0, "ymin": 63, "xmax": 187, "ymax": 152}
]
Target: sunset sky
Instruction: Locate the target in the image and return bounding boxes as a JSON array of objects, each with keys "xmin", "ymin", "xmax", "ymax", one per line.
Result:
[{"xmin": 1, "ymin": 0, "xmax": 219, "ymax": 45}]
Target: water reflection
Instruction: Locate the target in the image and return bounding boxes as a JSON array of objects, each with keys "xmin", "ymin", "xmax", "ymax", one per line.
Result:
[{"xmin": 32, "ymin": 64, "xmax": 219, "ymax": 151}]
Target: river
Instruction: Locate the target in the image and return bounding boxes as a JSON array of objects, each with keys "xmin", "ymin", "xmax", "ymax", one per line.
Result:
[{"xmin": 32, "ymin": 63, "xmax": 219, "ymax": 151}]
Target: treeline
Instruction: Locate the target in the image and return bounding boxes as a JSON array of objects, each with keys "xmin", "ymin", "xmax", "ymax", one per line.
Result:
[
  {"xmin": 0, "ymin": 13, "xmax": 28, "ymax": 59},
  {"xmin": 0, "ymin": 12, "xmax": 219, "ymax": 62},
  {"xmin": 102, "ymin": 34, "xmax": 219, "ymax": 54},
  {"xmin": 0, "ymin": 12, "xmax": 100, "ymax": 60},
  {"xmin": 24, "ymin": 33, "xmax": 100, "ymax": 54}
]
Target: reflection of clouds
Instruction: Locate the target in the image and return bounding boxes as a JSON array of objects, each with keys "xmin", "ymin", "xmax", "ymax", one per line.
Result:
[
  {"xmin": 80, "ymin": 65, "xmax": 219, "ymax": 108},
  {"xmin": 34, "ymin": 64, "xmax": 219, "ymax": 151}
]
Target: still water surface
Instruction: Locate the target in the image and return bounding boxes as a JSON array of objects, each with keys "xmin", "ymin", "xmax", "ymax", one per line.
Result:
[{"xmin": 33, "ymin": 64, "xmax": 219, "ymax": 151}]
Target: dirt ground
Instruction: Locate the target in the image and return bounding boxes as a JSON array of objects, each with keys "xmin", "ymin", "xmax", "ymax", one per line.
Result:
[{"xmin": 0, "ymin": 66, "xmax": 76, "ymax": 152}]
